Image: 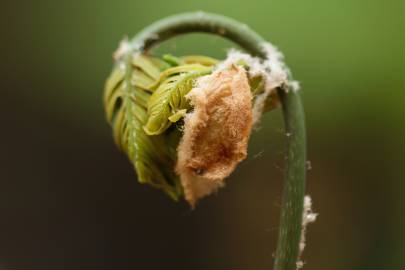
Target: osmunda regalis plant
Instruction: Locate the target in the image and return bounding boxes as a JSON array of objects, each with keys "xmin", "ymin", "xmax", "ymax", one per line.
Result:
[{"xmin": 103, "ymin": 12, "xmax": 315, "ymax": 270}]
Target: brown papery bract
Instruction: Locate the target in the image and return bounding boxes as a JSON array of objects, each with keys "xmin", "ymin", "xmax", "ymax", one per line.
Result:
[{"xmin": 176, "ymin": 65, "xmax": 253, "ymax": 207}]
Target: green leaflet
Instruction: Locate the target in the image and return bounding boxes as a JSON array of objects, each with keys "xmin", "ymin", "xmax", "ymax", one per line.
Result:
[
  {"xmin": 162, "ymin": 54, "xmax": 182, "ymax": 66},
  {"xmin": 104, "ymin": 54, "xmax": 182, "ymax": 200},
  {"xmin": 144, "ymin": 64, "xmax": 213, "ymax": 135},
  {"xmin": 132, "ymin": 53, "xmax": 167, "ymax": 80},
  {"xmin": 162, "ymin": 54, "xmax": 219, "ymax": 67},
  {"xmin": 181, "ymin": 55, "xmax": 219, "ymax": 66}
]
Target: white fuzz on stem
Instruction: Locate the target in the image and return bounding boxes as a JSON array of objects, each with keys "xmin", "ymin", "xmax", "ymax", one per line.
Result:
[
  {"xmin": 296, "ymin": 195, "xmax": 318, "ymax": 269},
  {"xmin": 216, "ymin": 42, "xmax": 300, "ymax": 125},
  {"xmin": 113, "ymin": 37, "xmax": 131, "ymax": 61}
]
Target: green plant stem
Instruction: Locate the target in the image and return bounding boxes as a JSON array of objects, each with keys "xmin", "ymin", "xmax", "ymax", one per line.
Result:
[
  {"xmin": 275, "ymin": 88, "xmax": 306, "ymax": 270},
  {"xmin": 128, "ymin": 12, "xmax": 306, "ymax": 270},
  {"xmin": 130, "ymin": 12, "xmax": 267, "ymax": 57}
]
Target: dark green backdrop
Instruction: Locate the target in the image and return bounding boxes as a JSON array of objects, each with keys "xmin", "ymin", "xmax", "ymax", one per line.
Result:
[{"xmin": 1, "ymin": 0, "xmax": 404, "ymax": 269}]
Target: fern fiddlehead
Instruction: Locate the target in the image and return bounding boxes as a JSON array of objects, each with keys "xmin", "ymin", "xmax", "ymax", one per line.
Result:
[{"xmin": 104, "ymin": 12, "xmax": 307, "ymax": 270}]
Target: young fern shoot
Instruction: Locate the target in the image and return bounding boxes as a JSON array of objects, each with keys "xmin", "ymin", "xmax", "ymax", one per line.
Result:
[{"xmin": 103, "ymin": 12, "xmax": 309, "ymax": 270}]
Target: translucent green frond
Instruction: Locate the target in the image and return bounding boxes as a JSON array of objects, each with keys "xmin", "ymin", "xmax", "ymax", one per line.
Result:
[
  {"xmin": 144, "ymin": 64, "xmax": 213, "ymax": 135},
  {"xmin": 132, "ymin": 54, "xmax": 166, "ymax": 80},
  {"xmin": 104, "ymin": 54, "xmax": 182, "ymax": 200},
  {"xmin": 181, "ymin": 55, "xmax": 219, "ymax": 66},
  {"xmin": 162, "ymin": 54, "xmax": 182, "ymax": 66}
]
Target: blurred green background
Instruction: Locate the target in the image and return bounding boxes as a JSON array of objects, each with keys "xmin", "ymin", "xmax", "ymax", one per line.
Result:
[{"xmin": 1, "ymin": 0, "xmax": 404, "ymax": 269}]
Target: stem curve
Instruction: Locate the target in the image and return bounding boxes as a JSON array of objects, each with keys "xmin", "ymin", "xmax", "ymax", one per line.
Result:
[{"xmin": 128, "ymin": 12, "xmax": 307, "ymax": 270}]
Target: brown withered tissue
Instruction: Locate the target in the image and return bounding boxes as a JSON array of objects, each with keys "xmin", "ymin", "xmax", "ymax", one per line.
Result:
[{"xmin": 176, "ymin": 65, "xmax": 253, "ymax": 207}]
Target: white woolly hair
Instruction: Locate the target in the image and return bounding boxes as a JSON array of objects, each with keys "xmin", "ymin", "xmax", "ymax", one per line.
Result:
[
  {"xmin": 296, "ymin": 195, "xmax": 318, "ymax": 270},
  {"xmin": 113, "ymin": 37, "xmax": 131, "ymax": 61},
  {"xmin": 216, "ymin": 42, "xmax": 300, "ymax": 124}
]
